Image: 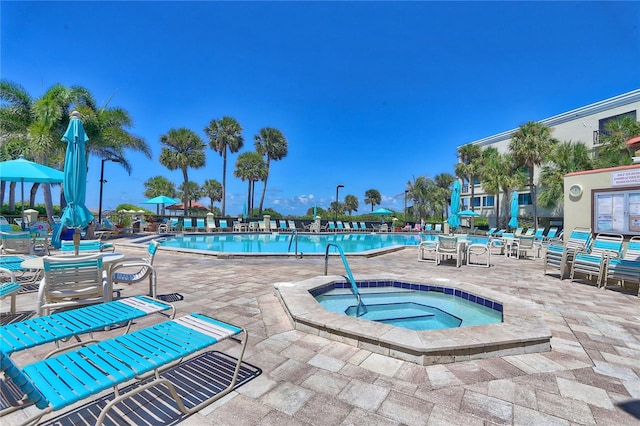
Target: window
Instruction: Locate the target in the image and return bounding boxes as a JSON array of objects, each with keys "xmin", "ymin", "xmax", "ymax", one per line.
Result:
[
  {"xmin": 483, "ymin": 196, "xmax": 494, "ymax": 207},
  {"xmin": 518, "ymin": 193, "xmax": 532, "ymax": 205},
  {"xmin": 594, "ymin": 188, "xmax": 640, "ymax": 235},
  {"xmin": 594, "ymin": 110, "xmax": 637, "ymax": 144},
  {"xmin": 473, "ymin": 197, "xmax": 481, "ymax": 207}
]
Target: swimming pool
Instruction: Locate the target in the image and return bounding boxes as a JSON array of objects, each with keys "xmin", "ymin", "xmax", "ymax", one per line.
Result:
[
  {"xmin": 158, "ymin": 233, "xmax": 489, "ymax": 255},
  {"xmin": 314, "ymin": 283, "xmax": 503, "ymax": 331}
]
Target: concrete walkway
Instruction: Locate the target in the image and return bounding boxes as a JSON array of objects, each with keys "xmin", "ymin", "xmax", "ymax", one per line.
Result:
[{"xmin": 3, "ymin": 241, "xmax": 640, "ymax": 425}]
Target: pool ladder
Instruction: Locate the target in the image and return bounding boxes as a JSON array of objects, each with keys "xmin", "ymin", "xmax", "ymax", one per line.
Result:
[
  {"xmin": 324, "ymin": 243, "xmax": 365, "ymax": 316},
  {"xmin": 287, "ymin": 229, "xmax": 302, "ymax": 258}
]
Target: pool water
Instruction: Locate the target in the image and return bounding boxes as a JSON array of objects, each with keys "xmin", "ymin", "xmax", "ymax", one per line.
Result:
[
  {"xmin": 160, "ymin": 233, "xmax": 489, "ymax": 254},
  {"xmin": 314, "ymin": 285, "xmax": 502, "ymax": 331}
]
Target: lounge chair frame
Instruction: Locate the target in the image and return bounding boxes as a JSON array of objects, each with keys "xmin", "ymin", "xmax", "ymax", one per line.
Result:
[{"xmin": 2, "ymin": 313, "xmax": 247, "ymax": 426}]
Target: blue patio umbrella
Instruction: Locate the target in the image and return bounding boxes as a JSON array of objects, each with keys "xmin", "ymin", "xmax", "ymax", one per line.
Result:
[
  {"xmin": 371, "ymin": 207, "xmax": 394, "ymax": 223},
  {"xmin": 54, "ymin": 111, "xmax": 93, "ymax": 252},
  {"xmin": 0, "ymin": 156, "xmax": 63, "ymax": 229},
  {"xmin": 143, "ymin": 195, "xmax": 180, "ymax": 215},
  {"xmin": 508, "ymin": 191, "xmax": 519, "ymax": 229},
  {"xmin": 447, "ymin": 180, "xmax": 461, "ymax": 229}
]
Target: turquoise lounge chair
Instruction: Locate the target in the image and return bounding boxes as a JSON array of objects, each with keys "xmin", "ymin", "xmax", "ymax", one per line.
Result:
[
  {"xmin": 0, "ymin": 268, "xmax": 21, "ymax": 315},
  {"xmin": 1, "ymin": 295, "xmax": 174, "ymax": 356},
  {"xmin": 544, "ymin": 227, "xmax": 592, "ymax": 279},
  {"xmin": 1, "ymin": 313, "xmax": 248, "ymax": 425},
  {"xmin": 196, "ymin": 217, "xmax": 206, "ymax": 232},
  {"xmin": 603, "ymin": 236, "xmax": 640, "ymax": 296},
  {"xmin": 570, "ymin": 233, "xmax": 623, "ymax": 286}
]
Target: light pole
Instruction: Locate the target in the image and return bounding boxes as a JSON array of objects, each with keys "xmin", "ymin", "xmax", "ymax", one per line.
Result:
[
  {"xmin": 98, "ymin": 158, "xmax": 121, "ymax": 224},
  {"xmin": 335, "ymin": 184, "xmax": 344, "ymax": 221}
]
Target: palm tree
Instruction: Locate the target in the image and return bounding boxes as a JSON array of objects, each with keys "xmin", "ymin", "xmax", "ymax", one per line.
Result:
[
  {"xmin": 254, "ymin": 127, "xmax": 288, "ymax": 215},
  {"xmin": 344, "ymin": 194, "xmax": 358, "ymax": 216},
  {"xmin": 364, "ymin": 189, "xmax": 381, "ymax": 211},
  {"xmin": 509, "ymin": 121, "xmax": 557, "ymax": 228},
  {"xmin": 234, "ymin": 152, "xmax": 267, "ymax": 214},
  {"xmin": 204, "ymin": 117, "xmax": 244, "ymax": 216},
  {"xmin": 178, "ymin": 181, "xmax": 202, "ymax": 211},
  {"xmin": 595, "ymin": 115, "xmax": 640, "ymax": 168},
  {"xmin": 143, "ymin": 176, "xmax": 176, "ymax": 199},
  {"xmin": 159, "ymin": 128, "xmax": 206, "ymax": 216},
  {"xmin": 406, "ymin": 176, "xmax": 432, "ymax": 221},
  {"xmin": 434, "ymin": 173, "xmax": 456, "ymax": 219},
  {"xmin": 538, "ymin": 141, "xmax": 593, "ymax": 209},
  {"xmin": 202, "ymin": 179, "xmax": 223, "ymax": 211},
  {"xmin": 478, "ymin": 148, "xmax": 507, "ymax": 228},
  {"xmin": 454, "ymin": 143, "xmax": 482, "ymax": 211}
]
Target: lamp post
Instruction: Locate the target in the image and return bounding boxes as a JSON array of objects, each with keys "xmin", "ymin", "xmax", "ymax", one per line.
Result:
[
  {"xmin": 98, "ymin": 158, "xmax": 121, "ymax": 224},
  {"xmin": 335, "ymin": 184, "xmax": 344, "ymax": 221}
]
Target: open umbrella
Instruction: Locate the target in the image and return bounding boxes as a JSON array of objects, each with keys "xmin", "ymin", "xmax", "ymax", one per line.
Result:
[
  {"xmin": 371, "ymin": 207, "xmax": 394, "ymax": 223},
  {"xmin": 54, "ymin": 111, "xmax": 93, "ymax": 253},
  {"xmin": 458, "ymin": 208, "xmax": 480, "ymax": 231},
  {"xmin": 447, "ymin": 180, "xmax": 461, "ymax": 229},
  {"xmin": 508, "ymin": 191, "xmax": 519, "ymax": 230},
  {"xmin": 0, "ymin": 156, "xmax": 63, "ymax": 229},
  {"xmin": 143, "ymin": 195, "xmax": 180, "ymax": 215}
]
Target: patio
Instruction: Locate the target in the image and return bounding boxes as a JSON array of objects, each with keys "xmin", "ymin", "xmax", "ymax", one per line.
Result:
[{"xmin": 3, "ymin": 239, "xmax": 639, "ymax": 425}]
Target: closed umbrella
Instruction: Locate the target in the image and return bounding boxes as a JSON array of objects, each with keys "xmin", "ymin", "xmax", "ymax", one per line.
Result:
[
  {"xmin": 54, "ymin": 111, "xmax": 93, "ymax": 253},
  {"xmin": 0, "ymin": 156, "xmax": 63, "ymax": 229},
  {"xmin": 447, "ymin": 180, "xmax": 461, "ymax": 229},
  {"xmin": 508, "ymin": 191, "xmax": 519, "ymax": 230}
]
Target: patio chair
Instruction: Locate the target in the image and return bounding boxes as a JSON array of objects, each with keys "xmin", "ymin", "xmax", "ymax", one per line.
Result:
[
  {"xmin": 0, "ymin": 216, "xmax": 14, "ymax": 232},
  {"xmin": 424, "ymin": 223, "xmax": 433, "ymax": 233},
  {"xmin": 379, "ymin": 223, "xmax": 389, "ymax": 232},
  {"xmin": 515, "ymin": 235, "xmax": 536, "ymax": 259},
  {"xmin": 0, "ymin": 231, "xmax": 33, "ymax": 255},
  {"xmin": 524, "ymin": 228, "xmax": 535, "ymax": 236},
  {"xmin": 1, "ymin": 295, "xmax": 175, "ymax": 356},
  {"xmin": 37, "ymin": 254, "xmax": 108, "ymax": 316},
  {"xmin": 288, "ymin": 220, "xmax": 298, "ymax": 231},
  {"xmin": 570, "ymin": 233, "xmax": 623, "ymax": 286},
  {"xmin": 359, "ymin": 222, "xmax": 369, "ymax": 232},
  {"xmin": 602, "ymin": 236, "xmax": 640, "ymax": 296},
  {"xmin": 183, "ymin": 218, "xmax": 194, "ymax": 231},
  {"xmin": 436, "ymin": 235, "xmax": 462, "ymax": 267},
  {"xmin": 0, "ymin": 268, "xmax": 21, "ymax": 315},
  {"xmin": 100, "ymin": 218, "xmax": 122, "ymax": 236},
  {"xmin": 279, "ymin": 220, "xmax": 288, "ymax": 231},
  {"xmin": 206, "ymin": 218, "xmax": 217, "ymax": 232},
  {"xmin": 111, "ymin": 240, "xmax": 160, "ymax": 298},
  {"xmin": 343, "ymin": 221, "xmax": 352, "ymax": 232},
  {"xmin": 61, "ymin": 238, "xmax": 115, "ymax": 254},
  {"xmin": 433, "ymin": 223, "xmax": 442, "ymax": 233},
  {"xmin": 544, "ymin": 227, "xmax": 592, "ymax": 279},
  {"xmin": 269, "ymin": 219, "xmax": 277, "ymax": 231},
  {"xmin": 514, "ymin": 227, "xmax": 524, "ymax": 236},
  {"xmin": 0, "ymin": 313, "xmax": 248, "ymax": 425},
  {"xmin": 219, "ymin": 219, "xmax": 231, "ymax": 231},
  {"xmin": 327, "ymin": 221, "xmax": 337, "ymax": 232},
  {"xmin": 417, "ymin": 240, "xmax": 438, "ymax": 263},
  {"xmin": 466, "ymin": 240, "xmax": 491, "ymax": 267},
  {"xmin": 196, "ymin": 217, "xmax": 206, "ymax": 232},
  {"xmin": 169, "ymin": 217, "xmax": 181, "ymax": 232}
]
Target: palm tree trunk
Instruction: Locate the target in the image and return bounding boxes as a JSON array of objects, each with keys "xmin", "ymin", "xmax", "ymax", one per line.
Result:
[
  {"xmin": 221, "ymin": 149, "xmax": 227, "ymax": 217},
  {"xmin": 43, "ymin": 184, "xmax": 55, "ymax": 222},
  {"xmin": 30, "ymin": 183, "xmax": 40, "ymax": 208},
  {"xmin": 470, "ymin": 175, "xmax": 475, "ymax": 211},
  {"xmin": 182, "ymin": 168, "xmax": 189, "ymax": 217},
  {"xmin": 247, "ymin": 181, "xmax": 251, "ymax": 215},
  {"xmin": 0, "ymin": 181, "xmax": 5, "ymax": 208},
  {"xmin": 258, "ymin": 159, "xmax": 270, "ymax": 215},
  {"xmin": 9, "ymin": 182, "xmax": 16, "ymax": 210}
]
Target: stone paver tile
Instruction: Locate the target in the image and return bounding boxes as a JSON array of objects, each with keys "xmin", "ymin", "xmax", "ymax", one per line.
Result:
[
  {"xmin": 504, "ymin": 353, "xmax": 567, "ymax": 374},
  {"xmin": 359, "ymin": 353, "xmax": 403, "ymax": 377},
  {"xmin": 374, "ymin": 375, "xmax": 418, "ymax": 395},
  {"xmin": 393, "ymin": 362, "xmax": 431, "ymax": 388},
  {"xmin": 556, "ymin": 376, "xmax": 614, "ymax": 409},
  {"xmin": 473, "ymin": 357, "xmax": 527, "ymax": 380},
  {"xmin": 207, "ymin": 394, "xmax": 272, "ymax": 425},
  {"xmin": 308, "ymin": 353, "xmax": 346, "ymax": 372},
  {"xmin": 339, "ymin": 362, "xmax": 380, "ymax": 383},
  {"xmin": 280, "ymin": 343, "xmax": 318, "ymax": 363},
  {"xmin": 446, "ymin": 361, "xmax": 497, "ymax": 385},
  {"xmin": 623, "ymin": 378, "xmax": 640, "ymax": 398},
  {"xmin": 236, "ymin": 374, "xmax": 280, "ymax": 399},
  {"xmin": 295, "ymin": 393, "xmax": 352, "ymax": 425},
  {"xmin": 339, "ymin": 407, "xmax": 400, "ymax": 426},
  {"xmin": 425, "ymin": 404, "xmax": 485, "ymax": 426},
  {"xmin": 487, "ymin": 379, "xmax": 537, "ymax": 409},
  {"xmin": 301, "ymin": 369, "xmax": 350, "ymax": 397},
  {"xmin": 319, "ymin": 340, "xmax": 361, "ymax": 361},
  {"xmin": 271, "ymin": 358, "xmax": 318, "ymax": 384},
  {"xmin": 337, "ymin": 379, "xmax": 390, "ymax": 411},
  {"xmin": 593, "ymin": 360, "xmax": 640, "ymax": 382},
  {"xmin": 260, "ymin": 382, "xmax": 315, "ymax": 416},
  {"xmin": 512, "ymin": 404, "xmax": 570, "ymax": 426},
  {"xmin": 377, "ymin": 390, "xmax": 433, "ymax": 426},
  {"xmin": 245, "ymin": 350, "xmax": 288, "ymax": 375},
  {"xmin": 257, "ymin": 410, "xmax": 312, "ymax": 426},
  {"xmin": 459, "ymin": 389, "xmax": 513, "ymax": 425},
  {"xmin": 535, "ymin": 389, "xmax": 596, "ymax": 424},
  {"xmin": 414, "ymin": 386, "xmax": 465, "ymax": 411},
  {"xmin": 425, "ymin": 364, "xmax": 464, "ymax": 388}
]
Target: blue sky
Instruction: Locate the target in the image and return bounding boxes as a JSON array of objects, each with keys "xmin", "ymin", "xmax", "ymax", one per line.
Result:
[{"xmin": 2, "ymin": 1, "xmax": 639, "ymax": 216}]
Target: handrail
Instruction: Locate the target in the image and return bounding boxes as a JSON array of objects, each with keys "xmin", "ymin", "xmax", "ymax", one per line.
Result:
[
  {"xmin": 287, "ymin": 229, "xmax": 301, "ymax": 258},
  {"xmin": 324, "ymin": 243, "xmax": 363, "ymax": 316}
]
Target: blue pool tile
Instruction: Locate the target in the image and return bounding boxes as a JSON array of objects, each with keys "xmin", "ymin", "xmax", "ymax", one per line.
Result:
[
  {"xmin": 469, "ymin": 294, "xmax": 476, "ymax": 303},
  {"xmin": 484, "ymin": 299, "xmax": 493, "ymax": 308},
  {"xmin": 444, "ymin": 288, "xmax": 454, "ymax": 295},
  {"xmin": 494, "ymin": 303, "xmax": 503, "ymax": 312},
  {"xmin": 476, "ymin": 297, "xmax": 485, "ymax": 306},
  {"xmin": 455, "ymin": 289, "xmax": 462, "ymax": 297}
]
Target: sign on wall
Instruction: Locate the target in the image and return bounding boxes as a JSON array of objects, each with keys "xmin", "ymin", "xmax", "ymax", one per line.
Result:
[{"xmin": 612, "ymin": 169, "xmax": 640, "ymax": 186}]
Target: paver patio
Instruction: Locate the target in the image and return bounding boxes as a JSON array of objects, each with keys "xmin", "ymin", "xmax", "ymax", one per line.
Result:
[{"xmin": 2, "ymin": 238, "xmax": 639, "ymax": 425}]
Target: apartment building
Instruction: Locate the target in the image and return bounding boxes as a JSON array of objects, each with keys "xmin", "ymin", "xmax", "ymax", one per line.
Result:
[{"xmin": 458, "ymin": 89, "xmax": 640, "ymax": 228}]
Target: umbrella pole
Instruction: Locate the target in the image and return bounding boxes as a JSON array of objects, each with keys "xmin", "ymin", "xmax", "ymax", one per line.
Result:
[
  {"xmin": 73, "ymin": 227, "xmax": 80, "ymax": 255},
  {"xmin": 21, "ymin": 180, "xmax": 25, "ymax": 230}
]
